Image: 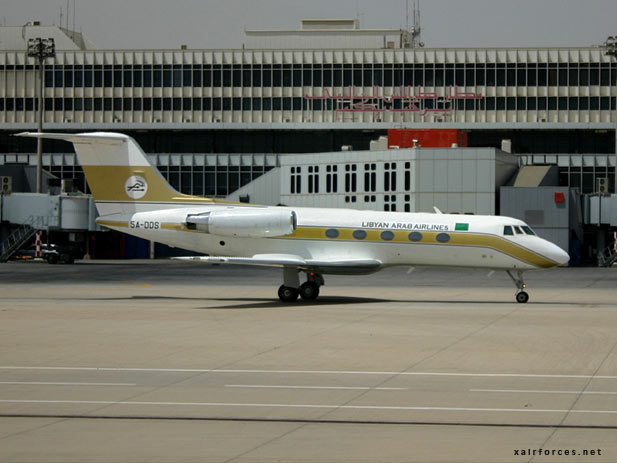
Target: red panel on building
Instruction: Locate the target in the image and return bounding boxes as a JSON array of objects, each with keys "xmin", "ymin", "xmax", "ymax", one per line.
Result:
[{"xmin": 387, "ymin": 129, "xmax": 468, "ymax": 148}]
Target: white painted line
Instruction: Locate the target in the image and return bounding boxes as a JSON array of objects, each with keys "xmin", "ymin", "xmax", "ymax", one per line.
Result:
[
  {"xmin": 225, "ymin": 385, "xmax": 407, "ymax": 391},
  {"xmin": 0, "ymin": 399, "xmax": 616, "ymax": 414},
  {"xmin": 2, "ymin": 366, "xmax": 616, "ymax": 379},
  {"xmin": 471, "ymin": 389, "xmax": 617, "ymax": 395},
  {"xmin": 0, "ymin": 382, "xmax": 136, "ymax": 387}
]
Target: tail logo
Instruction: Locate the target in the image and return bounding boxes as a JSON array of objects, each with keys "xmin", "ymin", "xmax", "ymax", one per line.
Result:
[{"xmin": 125, "ymin": 175, "xmax": 148, "ymax": 199}]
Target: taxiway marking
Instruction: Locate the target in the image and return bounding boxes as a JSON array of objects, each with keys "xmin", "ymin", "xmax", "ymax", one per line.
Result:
[
  {"xmin": 0, "ymin": 399, "xmax": 616, "ymax": 414},
  {"xmin": 471, "ymin": 388, "xmax": 617, "ymax": 395},
  {"xmin": 225, "ymin": 385, "xmax": 407, "ymax": 391},
  {"xmin": 0, "ymin": 381, "xmax": 135, "ymax": 386},
  {"xmin": 2, "ymin": 366, "xmax": 617, "ymax": 379}
]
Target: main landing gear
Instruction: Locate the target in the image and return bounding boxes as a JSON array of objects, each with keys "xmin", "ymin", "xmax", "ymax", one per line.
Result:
[
  {"xmin": 278, "ymin": 267, "xmax": 324, "ymax": 302},
  {"xmin": 507, "ymin": 270, "xmax": 529, "ymax": 303}
]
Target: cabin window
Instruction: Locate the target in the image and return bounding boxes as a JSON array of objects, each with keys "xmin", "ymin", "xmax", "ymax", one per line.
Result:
[
  {"xmin": 325, "ymin": 229, "xmax": 339, "ymax": 239},
  {"xmin": 522, "ymin": 226, "xmax": 536, "ymax": 236},
  {"xmin": 436, "ymin": 233, "xmax": 451, "ymax": 243},
  {"xmin": 408, "ymin": 232, "xmax": 423, "ymax": 242},
  {"xmin": 514, "ymin": 226, "xmax": 523, "ymax": 234},
  {"xmin": 380, "ymin": 231, "xmax": 395, "ymax": 241},
  {"xmin": 353, "ymin": 230, "xmax": 367, "ymax": 240},
  {"xmin": 504, "ymin": 226, "xmax": 514, "ymax": 236}
]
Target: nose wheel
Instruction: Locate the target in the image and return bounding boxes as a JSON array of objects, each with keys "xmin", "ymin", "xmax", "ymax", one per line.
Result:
[
  {"xmin": 515, "ymin": 291, "xmax": 529, "ymax": 304},
  {"xmin": 507, "ymin": 270, "xmax": 529, "ymax": 303}
]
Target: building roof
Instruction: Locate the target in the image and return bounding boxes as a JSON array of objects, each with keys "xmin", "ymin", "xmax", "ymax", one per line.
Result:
[{"xmin": 0, "ymin": 24, "xmax": 95, "ymax": 51}]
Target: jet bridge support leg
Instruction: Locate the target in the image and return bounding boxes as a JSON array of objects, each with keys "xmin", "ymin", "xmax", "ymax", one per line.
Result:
[{"xmin": 506, "ymin": 270, "xmax": 529, "ymax": 303}]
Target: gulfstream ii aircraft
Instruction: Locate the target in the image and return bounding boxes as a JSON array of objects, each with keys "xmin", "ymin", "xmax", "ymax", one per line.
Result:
[{"xmin": 18, "ymin": 132, "xmax": 569, "ymax": 303}]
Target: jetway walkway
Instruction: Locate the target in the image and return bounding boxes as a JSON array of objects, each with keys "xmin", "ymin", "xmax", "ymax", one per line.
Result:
[
  {"xmin": 0, "ymin": 193, "xmax": 100, "ymax": 262},
  {"xmin": 586, "ymin": 194, "xmax": 617, "ymax": 227}
]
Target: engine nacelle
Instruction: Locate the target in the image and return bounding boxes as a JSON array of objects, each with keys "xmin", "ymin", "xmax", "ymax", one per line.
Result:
[{"xmin": 186, "ymin": 208, "xmax": 297, "ymax": 238}]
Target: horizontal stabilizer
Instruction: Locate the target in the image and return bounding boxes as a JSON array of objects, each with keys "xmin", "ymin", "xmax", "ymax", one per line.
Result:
[{"xmin": 15, "ymin": 132, "xmax": 127, "ymax": 145}]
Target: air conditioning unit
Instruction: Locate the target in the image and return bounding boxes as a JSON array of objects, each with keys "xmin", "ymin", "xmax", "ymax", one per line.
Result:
[
  {"xmin": 597, "ymin": 177, "xmax": 609, "ymax": 195},
  {"xmin": 1, "ymin": 176, "xmax": 12, "ymax": 195},
  {"xmin": 61, "ymin": 178, "xmax": 74, "ymax": 193}
]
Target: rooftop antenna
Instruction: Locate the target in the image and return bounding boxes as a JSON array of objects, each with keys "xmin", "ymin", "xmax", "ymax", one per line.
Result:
[
  {"xmin": 410, "ymin": 0, "xmax": 423, "ymax": 48},
  {"xmin": 406, "ymin": 0, "xmax": 409, "ymax": 31}
]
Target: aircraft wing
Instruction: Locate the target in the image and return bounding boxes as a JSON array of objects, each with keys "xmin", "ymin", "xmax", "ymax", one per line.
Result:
[{"xmin": 174, "ymin": 253, "xmax": 383, "ymax": 275}]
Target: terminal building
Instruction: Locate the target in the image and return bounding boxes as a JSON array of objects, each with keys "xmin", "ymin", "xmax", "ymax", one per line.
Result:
[{"xmin": 0, "ymin": 20, "xmax": 616, "ymax": 264}]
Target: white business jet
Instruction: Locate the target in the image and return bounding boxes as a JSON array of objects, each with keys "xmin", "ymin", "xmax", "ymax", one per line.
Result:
[{"xmin": 17, "ymin": 132, "xmax": 569, "ymax": 303}]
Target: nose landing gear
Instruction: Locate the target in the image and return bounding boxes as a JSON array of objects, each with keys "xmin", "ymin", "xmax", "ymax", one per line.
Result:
[{"xmin": 507, "ymin": 270, "xmax": 529, "ymax": 303}]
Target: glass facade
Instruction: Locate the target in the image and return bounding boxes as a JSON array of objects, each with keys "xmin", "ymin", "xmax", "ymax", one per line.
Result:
[
  {"xmin": 0, "ymin": 152, "xmax": 276, "ymax": 198},
  {"xmin": 1, "ymin": 48, "xmax": 616, "ymax": 125}
]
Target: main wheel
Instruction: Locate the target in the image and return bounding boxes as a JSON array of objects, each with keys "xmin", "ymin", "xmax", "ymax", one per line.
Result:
[
  {"xmin": 278, "ymin": 285, "xmax": 299, "ymax": 302},
  {"xmin": 516, "ymin": 291, "xmax": 529, "ymax": 303},
  {"xmin": 300, "ymin": 281, "xmax": 320, "ymax": 300}
]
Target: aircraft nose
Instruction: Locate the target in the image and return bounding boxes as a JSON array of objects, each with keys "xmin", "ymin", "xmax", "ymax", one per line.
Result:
[{"xmin": 546, "ymin": 242, "xmax": 570, "ymax": 266}]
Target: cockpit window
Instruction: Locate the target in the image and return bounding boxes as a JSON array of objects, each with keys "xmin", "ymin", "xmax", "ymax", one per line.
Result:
[
  {"xmin": 513, "ymin": 226, "xmax": 523, "ymax": 234},
  {"xmin": 504, "ymin": 226, "xmax": 514, "ymax": 236},
  {"xmin": 521, "ymin": 226, "xmax": 536, "ymax": 236}
]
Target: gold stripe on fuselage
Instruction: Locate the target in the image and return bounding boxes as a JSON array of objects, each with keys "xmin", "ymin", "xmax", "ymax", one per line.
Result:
[
  {"xmin": 283, "ymin": 226, "xmax": 556, "ymax": 268},
  {"xmin": 97, "ymin": 219, "xmax": 556, "ymax": 268}
]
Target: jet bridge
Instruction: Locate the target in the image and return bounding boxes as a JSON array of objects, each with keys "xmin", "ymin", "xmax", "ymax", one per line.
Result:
[
  {"xmin": 0, "ymin": 193, "xmax": 100, "ymax": 262},
  {"xmin": 585, "ymin": 194, "xmax": 617, "ymax": 266}
]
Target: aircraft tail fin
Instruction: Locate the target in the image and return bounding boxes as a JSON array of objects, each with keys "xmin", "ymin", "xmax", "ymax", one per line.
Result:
[{"xmin": 16, "ymin": 132, "xmax": 208, "ymax": 215}]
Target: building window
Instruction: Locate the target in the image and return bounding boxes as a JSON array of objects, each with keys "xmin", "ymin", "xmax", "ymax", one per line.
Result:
[
  {"xmin": 384, "ymin": 162, "xmax": 397, "ymax": 192},
  {"xmin": 404, "ymin": 162, "xmax": 411, "ymax": 191},
  {"xmin": 384, "ymin": 194, "xmax": 397, "ymax": 212},
  {"xmin": 326, "ymin": 165, "xmax": 338, "ymax": 193},
  {"xmin": 308, "ymin": 166, "xmax": 319, "ymax": 193},
  {"xmin": 290, "ymin": 167, "xmax": 302, "ymax": 194},
  {"xmin": 364, "ymin": 163, "xmax": 376, "ymax": 192},
  {"xmin": 345, "ymin": 164, "xmax": 357, "ymax": 193}
]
